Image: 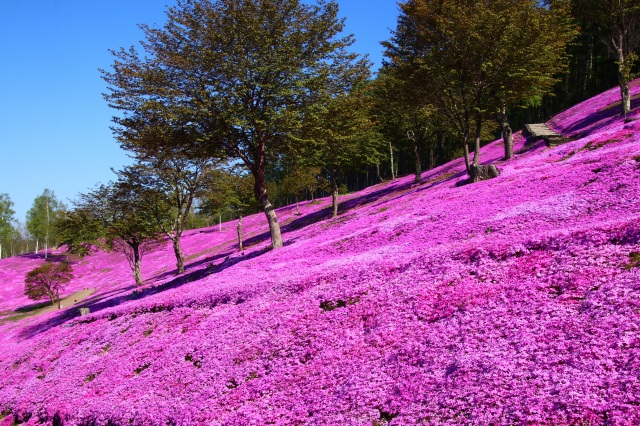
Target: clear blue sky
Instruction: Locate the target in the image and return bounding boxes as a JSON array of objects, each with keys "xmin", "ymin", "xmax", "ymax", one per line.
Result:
[{"xmin": 0, "ymin": 0, "xmax": 399, "ymax": 223}]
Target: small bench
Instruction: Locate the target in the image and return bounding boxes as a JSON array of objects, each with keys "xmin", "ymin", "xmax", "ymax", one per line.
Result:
[{"xmin": 524, "ymin": 123, "xmax": 567, "ymax": 146}]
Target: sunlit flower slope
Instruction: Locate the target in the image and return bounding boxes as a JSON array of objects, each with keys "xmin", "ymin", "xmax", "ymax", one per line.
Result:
[{"xmin": 1, "ymin": 81, "xmax": 640, "ymax": 425}]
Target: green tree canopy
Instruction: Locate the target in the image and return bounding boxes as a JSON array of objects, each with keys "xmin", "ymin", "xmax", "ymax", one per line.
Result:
[
  {"xmin": 67, "ymin": 178, "xmax": 164, "ymax": 286},
  {"xmin": 102, "ymin": 0, "xmax": 369, "ymax": 249},
  {"xmin": 371, "ymin": 68, "xmax": 440, "ymax": 183},
  {"xmin": 0, "ymin": 193, "xmax": 16, "ymax": 259},
  {"xmin": 574, "ymin": 0, "xmax": 640, "ymax": 116},
  {"xmin": 24, "ymin": 262, "xmax": 73, "ymax": 310},
  {"xmin": 199, "ymin": 168, "xmax": 260, "ymax": 219},
  {"xmin": 26, "ymin": 189, "xmax": 65, "ymax": 259},
  {"xmin": 385, "ymin": 0, "xmax": 577, "ymax": 179},
  {"xmin": 302, "ymin": 84, "xmax": 384, "ymax": 217},
  {"xmin": 281, "ymin": 166, "xmax": 321, "ymax": 214},
  {"xmin": 118, "ymin": 155, "xmax": 212, "ymax": 275}
]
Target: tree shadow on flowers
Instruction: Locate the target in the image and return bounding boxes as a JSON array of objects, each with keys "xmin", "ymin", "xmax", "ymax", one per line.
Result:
[
  {"xmin": 558, "ymin": 95, "xmax": 640, "ymax": 137},
  {"xmin": 18, "ymin": 252, "xmax": 69, "ymax": 263},
  {"xmin": 17, "ymin": 286, "xmax": 137, "ymax": 340},
  {"xmin": 18, "ymin": 248, "xmax": 270, "ymax": 340}
]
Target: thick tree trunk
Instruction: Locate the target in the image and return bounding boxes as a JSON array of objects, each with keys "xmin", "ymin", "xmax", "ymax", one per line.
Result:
[
  {"xmin": 132, "ymin": 244, "xmax": 143, "ymax": 286},
  {"xmin": 616, "ymin": 39, "xmax": 631, "ymax": 117},
  {"xmin": 498, "ymin": 108, "xmax": 514, "ymax": 160},
  {"xmin": 35, "ymin": 240, "xmax": 39, "ymax": 255},
  {"xmin": 621, "ymin": 81, "xmax": 631, "ymax": 117},
  {"xmin": 237, "ymin": 216, "xmax": 243, "ymax": 251},
  {"xmin": 254, "ymin": 167, "xmax": 283, "ymax": 249},
  {"xmin": 469, "ymin": 164, "xmax": 500, "ymax": 183},
  {"xmin": 408, "ymin": 131, "xmax": 422, "ymax": 183},
  {"xmin": 56, "ymin": 289, "xmax": 61, "ymax": 309},
  {"xmin": 171, "ymin": 237, "xmax": 185, "ymax": 275},
  {"xmin": 462, "ymin": 140, "xmax": 471, "ymax": 175}
]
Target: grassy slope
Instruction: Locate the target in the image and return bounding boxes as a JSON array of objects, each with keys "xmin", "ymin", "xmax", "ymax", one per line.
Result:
[{"xmin": 1, "ymin": 81, "xmax": 640, "ymax": 425}]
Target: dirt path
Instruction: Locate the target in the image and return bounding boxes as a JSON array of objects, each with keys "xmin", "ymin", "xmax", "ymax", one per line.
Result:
[{"xmin": 0, "ymin": 288, "xmax": 97, "ymax": 324}]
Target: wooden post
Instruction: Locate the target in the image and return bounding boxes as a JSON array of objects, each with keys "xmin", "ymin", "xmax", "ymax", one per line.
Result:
[{"xmin": 237, "ymin": 216, "xmax": 243, "ymax": 251}]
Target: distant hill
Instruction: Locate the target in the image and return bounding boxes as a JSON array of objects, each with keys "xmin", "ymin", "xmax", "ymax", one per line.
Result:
[{"xmin": 1, "ymin": 80, "xmax": 640, "ymax": 425}]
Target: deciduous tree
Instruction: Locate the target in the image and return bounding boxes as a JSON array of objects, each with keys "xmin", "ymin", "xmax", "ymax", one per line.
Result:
[
  {"xmin": 575, "ymin": 0, "xmax": 640, "ymax": 117},
  {"xmin": 304, "ymin": 86, "xmax": 384, "ymax": 217},
  {"xmin": 281, "ymin": 167, "xmax": 321, "ymax": 215},
  {"xmin": 385, "ymin": 0, "xmax": 576, "ymax": 177},
  {"xmin": 24, "ymin": 262, "xmax": 73, "ymax": 310},
  {"xmin": 26, "ymin": 189, "xmax": 65, "ymax": 259},
  {"xmin": 371, "ymin": 69, "xmax": 439, "ymax": 183},
  {"xmin": 75, "ymin": 179, "xmax": 164, "ymax": 286},
  {"xmin": 118, "ymin": 155, "xmax": 211, "ymax": 275},
  {"xmin": 0, "ymin": 194, "xmax": 15, "ymax": 259},
  {"xmin": 102, "ymin": 0, "xmax": 368, "ymax": 249}
]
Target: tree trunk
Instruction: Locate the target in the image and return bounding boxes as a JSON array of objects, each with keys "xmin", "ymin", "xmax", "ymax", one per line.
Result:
[
  {"xmin": 0, "ymin": 242, "xmax": 2, "ymax": 259},
  {"xmin": 45, "ymin": 198, "xmax": 49, "ymax": 260},
  {"xmin": 462, "ymin": 139, "xmax": 471, "ymax": 176},
  {"xmin": 237, "ymin": 216, "xmax": 243, "ymax": 251},
  {"xmin": 407, "ymin": 131, "xmax": 422, "ymax": 183},
  {"xmin": 617, "ymin": 44, "xmax": 631, "ymax": 118},
  {"xmin": 35, "ymin": 239, "xmax": 39, "ymax": 255},
  {"xmin": 332, "ymin": 188, "xmax": 339, "ymax": 218},
  {"xmin": 171, "ymin": 237, "xmax": 185, "ymax": 275},
  {"xmin": 56, "ymin": 289, "xmax": 61, "ymax": 309},
  {"xmin": 295, "ymin": 197, "xmax": 300, "ymax": 216},
  {"xmin": 473, "ymin": 117, "xmax": 482, "ymax": 166},
  {"xmin": 253, "ymin": 167, "xmax": 283, "ymax": 249},
  {"xmin": 469, "ymin": 164, "xmax": 500, "ymax": 183},
  {"xmin": 133, "ymin": 243, "xmax": 143, "ymax": 286},
  {"xmin": 498, "ymin": 107, "xmax": 514, "ymax": 160},
  {"xmin": 389, "ymin": 142, "xmax": 395, "ymax": 180},
  {"xmin": 376, "ymin": 163, "xmax": 381, "ymax": 183},
  {"xmin": 429, "ymin": 145, "xmax": 435, "ymax": 170}
]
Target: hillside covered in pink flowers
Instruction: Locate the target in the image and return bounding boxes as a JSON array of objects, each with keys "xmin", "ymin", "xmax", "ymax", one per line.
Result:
[{"xmin": 1, "ymin": 81, "xmax": 640, "ymax": 425}]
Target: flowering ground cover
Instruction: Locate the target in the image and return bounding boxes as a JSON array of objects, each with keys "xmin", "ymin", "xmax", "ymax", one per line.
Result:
[{"xmin": 1, "ymin": 82, "xmax": 640, "ymax": 425}]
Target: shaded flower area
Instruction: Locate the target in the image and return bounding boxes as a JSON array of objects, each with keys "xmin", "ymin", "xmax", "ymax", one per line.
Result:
[{"xmin": 1, "ymin": 81, "xmax": 640, "ymax": 425}]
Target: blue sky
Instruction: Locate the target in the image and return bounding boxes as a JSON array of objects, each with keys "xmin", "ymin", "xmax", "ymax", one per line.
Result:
[{"xmin": 0, "ymin": 0, "xmax": 399, "ymax": 223}]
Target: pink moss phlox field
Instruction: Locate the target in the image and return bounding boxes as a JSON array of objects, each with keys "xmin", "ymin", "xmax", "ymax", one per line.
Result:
[{"xmin": 1, "ymin": 81, "xmax": 640, "ymax": 425}]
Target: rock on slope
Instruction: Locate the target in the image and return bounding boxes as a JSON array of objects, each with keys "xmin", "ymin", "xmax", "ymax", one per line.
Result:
[{"xmin": 1, "ymin": 81, "xmax": 640, "ymax": 425}]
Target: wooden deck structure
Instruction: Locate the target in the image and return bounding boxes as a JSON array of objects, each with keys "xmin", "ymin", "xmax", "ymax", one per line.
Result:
[{"xmin": 524, "ymin": 123, "xmax": 567, "ymax": 146}]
